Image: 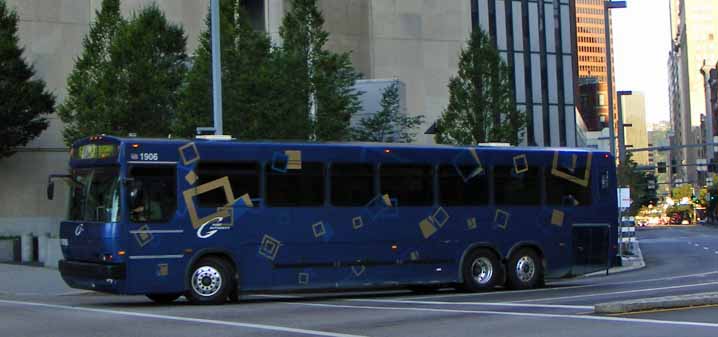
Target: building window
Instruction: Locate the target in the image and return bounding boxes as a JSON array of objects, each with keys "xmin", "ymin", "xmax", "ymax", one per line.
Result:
[{"xmin": 598, "ymin": 94, "xmax": 606, "ymax": 106}]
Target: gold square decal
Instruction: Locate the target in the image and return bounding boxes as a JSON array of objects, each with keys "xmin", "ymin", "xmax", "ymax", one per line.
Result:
[
  {"xmin": 178, "ymin": 142, "xmax": 200, "ymax": 166},
  {"xmin": 285, "ymin": 150, "xmax": 302, "ymax": 170},
  {"xmin": 513, "ymin": 154, "xmax": 529, "ymax": 174},
  {"xmin": 185, "ymin": 171, "xmax": 198, "ymax": 185},
  {"xmin": 551, "ymin": 210, "xmax": 565, "ymax": 227},
  {"xmin": 494, "ymin": 209, "xmax": 510, "ymax": 230}
]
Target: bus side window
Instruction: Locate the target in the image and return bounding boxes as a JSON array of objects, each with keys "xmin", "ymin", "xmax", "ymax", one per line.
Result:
[
  {"xmin": 128, "ymin": 166, "xmax": 176, "ymax": 223},
  {"xmin": 494, "ymin": 166, "xmax": 541, "ymax": 206},
  {"xmin": 266, "ymin": 162, "xmax": 325, "ymax": 207},
  {"xmin": 438, "ymin": 165, "xmax": 489, "ymax": 206},
  {"xmin": 196, "ymin": 162, "xmax": 260, "ymax": 208},
  {"xmin": 546, "ymin": 168, "xmax": 592, "ymax": 206},
  {"xmin": 331, "ymin": 163, "xmax": 375, "ymax": 206},
  {"xmin": 380, "ymin": 165, "xmax": 433, "ymax": 206}
]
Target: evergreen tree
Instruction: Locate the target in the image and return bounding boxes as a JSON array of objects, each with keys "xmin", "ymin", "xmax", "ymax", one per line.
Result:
[
  {"xmin": 617, "ymin": 152, "xmax": 653, "ymax": 215},
  {"xmin": 59, "ymin": 4, "xmax": 186, "ymax": 140},
  {"xmin": 57, "ymin": 0, "xmax": 123, "ymax": 145},
  {"xmin": 434, "ymin": 28, "xmax": 524, "ymax": 145},
  {"xmin": 104, "ymin": 5, "xmax": 187, "ymax": 138},
  {"xmin": 278, "ymin": 0, "xmax": 361, "ymax": 141},
  {"xmin": 173, "ymin": 0, "xmax": 276, "ymax": 139},
  {"xmin": 352, "ymin": 81, "xmax": 424, "ymax": 143},
  {"xmin": 0, "ymin": 0, "xmax": 55, "ymax": 157}
]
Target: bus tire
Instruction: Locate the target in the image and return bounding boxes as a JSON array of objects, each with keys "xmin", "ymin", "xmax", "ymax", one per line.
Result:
[
  {"xmin": 146, "ymin": 293, "xmax": 181, "ymax": 304},
  {"xmin": 186, "ymin": 256, "xmax": 234, "ymax": 305},
  {"xmin": 506, "ymin": 248, "xmax": 543, "ymax": 290},
  {"xmin": 460, "ymin": 248, "xmax": 502, "ymax": 292}
]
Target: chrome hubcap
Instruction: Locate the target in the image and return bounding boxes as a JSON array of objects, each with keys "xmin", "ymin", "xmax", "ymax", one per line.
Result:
[
  {"xmin": 191, "ymin": 266, "xmax": 222, "ymax": 297},
  {"xmin": 515, "ymin": 256, "xmax": 536, "ymax": 282},
  {"xmin": 471, "ymin": 257, "xmax": 494, "ymax": 285}
]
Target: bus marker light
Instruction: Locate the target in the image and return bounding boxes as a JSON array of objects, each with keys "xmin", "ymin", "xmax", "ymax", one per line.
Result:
[
  {"xmin": 391, "ymin": 244, "xmax": 398, "ymax": 251},
  {"xmin": 184, "ymin": 248, "xmax": 193, "ymax": 254},
  {"xmin": 435, "ymin": 268, "xmax": 442, "ymax": 272},
  {"xmin": 117, "ymin": 250, "xmax": 126, "ymax": 256},
  {"xmin": 131, "ymin": 144, "xmax": 140, "ymax": 149},
  {"xmin": 384, "ymin": 149, "xmax": 391, "ymax": 153}
]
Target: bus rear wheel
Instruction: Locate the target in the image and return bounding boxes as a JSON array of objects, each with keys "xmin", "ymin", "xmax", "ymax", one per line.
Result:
[
  {"xmin": 460, "ymin": 248, "xmax": 502, "ymax": 292},
  {"xmin": 186, "ymin": 257, "xmax": 234, "ymax": 305},
  {"xmin": 146, "ymin": 293, "xmax": 181, "ymax": 304},
  {"xmin": 506, "ymin": 248, "xmax": 543, "ymax": 290}
]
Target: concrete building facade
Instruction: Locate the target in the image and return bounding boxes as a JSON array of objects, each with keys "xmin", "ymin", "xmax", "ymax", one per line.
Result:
[
  {"xmin": 668, "ymin": 0, "xmax": 718, "ymax": 186},
  {"xmin": 1, "ymin": 0, "xmax": 581, "ymax": 238},
  {"xmin": 620, "ymin": 92, "xmax": 648, "ymax": 166},
  {"xmin": 474, "ymin": 0, "xmax": 580, "ymax": 147}
]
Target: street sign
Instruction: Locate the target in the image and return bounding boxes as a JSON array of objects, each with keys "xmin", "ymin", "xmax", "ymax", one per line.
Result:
[
  {"xmin": 618, "ymin": 188, "xmax": 631, "ymax": 209},
  {"xmin": 697, "ymin": 159, "xmax": 708, "ymax": 172}
]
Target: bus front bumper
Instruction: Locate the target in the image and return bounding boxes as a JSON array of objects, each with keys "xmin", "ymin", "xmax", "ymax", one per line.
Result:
[{"xmin": 59, "ymin": 260, "xmax": 126, "ymax": 293}]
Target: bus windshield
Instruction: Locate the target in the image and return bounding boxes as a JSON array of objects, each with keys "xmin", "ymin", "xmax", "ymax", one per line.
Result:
[{"xmin": 69, "ymin": 167, "xmax": 121, "ymax": 222}]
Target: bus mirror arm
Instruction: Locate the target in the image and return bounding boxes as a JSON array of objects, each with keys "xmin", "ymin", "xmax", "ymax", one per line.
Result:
[{"xmin": 47, "ymin": 174, "xmax": 72, "ymax": 200}]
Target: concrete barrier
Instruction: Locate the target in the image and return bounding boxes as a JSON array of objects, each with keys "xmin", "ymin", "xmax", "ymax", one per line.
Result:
[
  {"xmin": 595, "ymin": 292, "xmax": 718, "ymax": 314},
  {"xmin": 20, "ymin": 233, "xmax": 33, "ymax": 263},
  {"xmin": 0, "ymin": 239, "xmax": 15, "ymax": 261},
  {"xmin": 44, "ymin": 238, "xmax": 63, "ymax": 269}
]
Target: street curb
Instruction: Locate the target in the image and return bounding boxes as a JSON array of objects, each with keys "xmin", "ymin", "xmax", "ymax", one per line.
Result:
[
  {"xmin": 595, "ymin": 292, "xmax": 718, "ymax": 314},
  {"xmin": 582, "ymin": 242, "xmax": 645, "ymax": 278}
]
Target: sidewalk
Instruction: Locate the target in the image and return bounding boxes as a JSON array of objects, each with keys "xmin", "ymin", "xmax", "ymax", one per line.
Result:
[
  {"xmin": 584, "ymin": 242, "xmax": 645, "ymax": 277},
  {"xmin": 0, "ymin": 263, "xmax": 85, "ymax": 296}
]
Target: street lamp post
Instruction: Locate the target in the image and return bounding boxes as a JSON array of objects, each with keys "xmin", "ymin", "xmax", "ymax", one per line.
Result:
[
  {"xmin": 604, "ymin": 1, "xmax": 627, "ymax": 161},
  {"xmin": 211, "ymin": 0, "xmax": 223, "ymax": 136}
]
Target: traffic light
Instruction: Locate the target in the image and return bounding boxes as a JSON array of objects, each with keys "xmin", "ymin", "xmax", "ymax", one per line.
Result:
[{"xmin": 657, "ymin": 162, "xmax": 666, "ymax": 173}]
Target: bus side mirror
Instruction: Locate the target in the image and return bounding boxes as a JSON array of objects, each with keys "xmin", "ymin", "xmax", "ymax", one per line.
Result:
[{"xmin": 47, "ymin": 181, "xmax": 55, "ymax": 200}]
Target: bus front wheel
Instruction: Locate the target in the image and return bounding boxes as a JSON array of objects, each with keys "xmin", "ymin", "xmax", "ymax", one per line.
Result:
[
  {"xmin": 506, "ymin": 248, "xmax": 543, "ymax": 290},
  {"xmin": 460, "ymin": 248, "xmax": 502, "ymax": 292},
  {"xmin": 186, "ymin": 257, "xmax": 235, "ymax": 305}
]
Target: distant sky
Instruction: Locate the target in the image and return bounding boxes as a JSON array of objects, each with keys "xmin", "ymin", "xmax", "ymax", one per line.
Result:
[{"xmin": 612, "ymin": 0, "xmax": 672, "ymax": 128}]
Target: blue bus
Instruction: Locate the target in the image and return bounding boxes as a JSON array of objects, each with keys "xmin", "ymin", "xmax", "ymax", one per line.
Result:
[{"xmin": 48, "ymin": 135, "xmax": 617, "ymax": 304}]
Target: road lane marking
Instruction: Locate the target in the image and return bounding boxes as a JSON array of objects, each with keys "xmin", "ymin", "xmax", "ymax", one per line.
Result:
[
  {"xmin": 516, "ymin": 281, "xmax": 718, "ymax": 303},
  {"xmin": 285, "ymin": 302, "xmax": 718, "ymax": 329},
  {"xmin": 705, "ymin": 247, "xmax": 710, "ymax": 250},
  {"xmin": 0, "ymin": 299, "xmax": 366, "ymax": 337},
  {"xmin": 695, "ymin": 244, "xmax": 701, "ymax": 247},
  {"xmin": 346, "ymin": 299, "xmax": 593, "ymax": 310},
  {"xmin": 403, "ymin": 271, "xmax": 718, "ymax": 301}
]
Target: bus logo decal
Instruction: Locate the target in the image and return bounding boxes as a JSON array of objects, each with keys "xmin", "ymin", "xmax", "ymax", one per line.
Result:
[
  {"xmin": 74, "ymin": 224, "xmax": 84, "ymax": 236},
  {"xmin": 197, "ymin": 216, "xmax": 232, "ymax": 239}
]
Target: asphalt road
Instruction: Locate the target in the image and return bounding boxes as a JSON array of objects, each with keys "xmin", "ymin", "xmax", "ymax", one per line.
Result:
[{"xmin": 2, "ymin": 225, "xmax": 718, "ymax": 337}]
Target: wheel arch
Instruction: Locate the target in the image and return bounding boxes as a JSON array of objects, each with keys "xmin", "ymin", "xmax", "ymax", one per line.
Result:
[
  {"xmin": 506, "ymin": 241, "xmax": 545, "ymax": 267},
  {"xmin": 184, "ymin": 248, "xmax": 239, "ymax": 291},
  {"xmin": 457, "ymin": 242, "xmax": 503, "ymax": 282}
]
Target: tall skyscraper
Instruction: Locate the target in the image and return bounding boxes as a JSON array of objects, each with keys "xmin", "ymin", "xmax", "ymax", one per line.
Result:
[
  {"xmin": 621, "ymin": 92, "xmax": 649, "ymax": 165},
  {"xmin": 574, "ymin": 0, "xmax": 617, "ymax": 137},
  {"xmin": 668, "ymin": 0, "xmax": 718, "ymax": 185}
]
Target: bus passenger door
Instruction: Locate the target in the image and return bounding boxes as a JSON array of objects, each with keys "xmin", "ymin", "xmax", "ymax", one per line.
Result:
[
  {"xmin": 125, "ymin": 164, "xmax": 183, "ymax": 293},
  {"xmin": 571, "ymin": 224, "xmax": 609, "ymax": 275}
]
